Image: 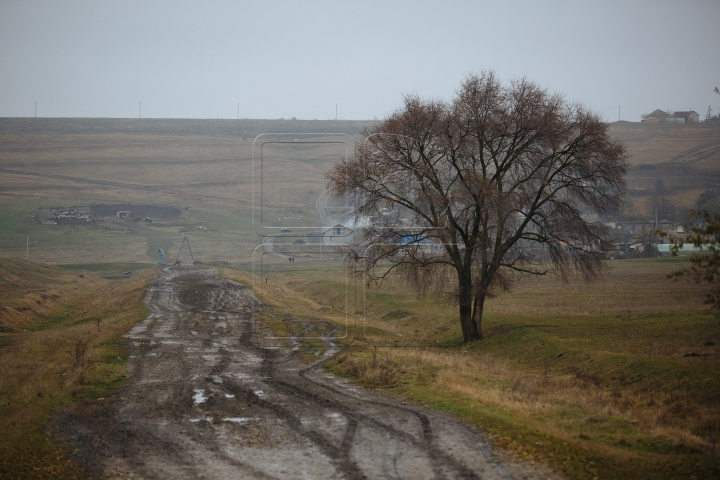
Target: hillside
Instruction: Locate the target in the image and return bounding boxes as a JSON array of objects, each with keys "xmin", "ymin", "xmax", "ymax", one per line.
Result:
[{"xmin": 608, "ymin": 122, "xmax": 720, "ymax": 218}]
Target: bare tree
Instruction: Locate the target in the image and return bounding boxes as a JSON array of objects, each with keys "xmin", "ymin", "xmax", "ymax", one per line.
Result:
[{"xmin": 328, "ymin": 72, "xmax": 627, "ymax": 342}]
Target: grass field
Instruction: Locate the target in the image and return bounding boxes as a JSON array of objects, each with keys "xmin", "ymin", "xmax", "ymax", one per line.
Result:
[
  {"xmin": 0, "ymin": 259, "xmax": 157, "ymax": 479},
  {"xmin": 2, "ymin": 118, "xmax": 720, "ymax": 478},
  {"xmin": 224, "ymin": 258, "xmax": 720, "ymax": 479},
  {"xmin": 0, "ymin": 118, "xmax": 370, "ymax": 265},
  {"xmin": 608, "ymin": 122, "xmax": 720, "ymax": 218}
]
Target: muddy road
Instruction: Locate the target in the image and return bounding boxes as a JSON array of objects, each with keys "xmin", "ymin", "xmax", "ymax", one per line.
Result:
[{"xmin": 54, "ymin": 267, "xmax": 553, "ymax": 479}]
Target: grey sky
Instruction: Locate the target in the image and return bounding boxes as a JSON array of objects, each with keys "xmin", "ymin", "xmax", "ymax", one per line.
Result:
[{"xmin": 1, "ymin": 0, "xmax": 718, "ymax": 122}]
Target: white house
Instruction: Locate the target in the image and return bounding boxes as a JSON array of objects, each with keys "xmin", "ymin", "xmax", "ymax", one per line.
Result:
[{"xmin": 321, "ymin": 224, "xmax": 353, "ymax": 245}]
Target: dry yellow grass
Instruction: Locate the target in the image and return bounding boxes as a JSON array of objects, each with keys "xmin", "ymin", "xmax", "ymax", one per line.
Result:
[
  {"xmin": 226, "ymin": 259, "xmax": 720, "ymax": 479},
  {"xmin": 0, "ymin": 259, "xmax": 157, "ymax": 478}
]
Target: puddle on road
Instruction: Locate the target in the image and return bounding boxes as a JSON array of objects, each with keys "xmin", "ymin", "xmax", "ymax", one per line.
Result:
[
  {"xmin": 254, "ymin": 390, "xmax": 265, "ymax": 398},
  {"xmin": 193, "ymin": 389, "xmax": 207, "ymax": 404},
  {"xmin": 224, "ymin": 393, "xmax": 235, "ymax": 398},
  {"xmin": 189, "ymin": 417, "xmax": 213, "ymax": 423},
  {"xmin": 223, "ymin": 417, "xmax": 252, "ymax": 423}
]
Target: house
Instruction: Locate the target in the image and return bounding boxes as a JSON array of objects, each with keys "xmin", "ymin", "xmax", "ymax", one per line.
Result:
[
  {"xmin": 117, "ymin": 211, "xmax": 131, "ymax": 218},
  {"xmin": 673, "ymin": 111, "xmax": 700, "ymax": 124},
  {"xmin": 641, "ymin": 109, "xmax": 700, "ymax": 124},
  {"xmin": 641, "ymin": 109, "xmax": 671, "ymax": 124},
  {"xmin": 37, "ymin": 210, "xmax": 56, "ymax": 225},
  {"xmin": 321, "ymin": 224, "xmax": 352, "ymax": 245}
]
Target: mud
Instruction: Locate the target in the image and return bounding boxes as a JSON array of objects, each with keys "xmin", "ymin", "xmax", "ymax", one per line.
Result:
[{"xmin": 53, "ymin": 266, "xmax": 556, "ymax": 479}]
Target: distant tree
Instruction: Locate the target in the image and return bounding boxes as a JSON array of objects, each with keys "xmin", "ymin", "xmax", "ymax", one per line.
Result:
[
  {"xmin": 328, "ymin": 72, "xmax": 628, "ymax": 342},
  {"xmin": 696, "ymin": 189, "xmax": 720, "ymax": 214},
  {"xmin": 667, "ymin": 210, "xmax": 720, "ymax": 312}
]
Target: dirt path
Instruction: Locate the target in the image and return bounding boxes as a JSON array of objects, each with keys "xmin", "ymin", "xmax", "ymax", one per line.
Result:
[{"xmin": 53, "ymin": 267, "xmax": 554, "ymax": 479}]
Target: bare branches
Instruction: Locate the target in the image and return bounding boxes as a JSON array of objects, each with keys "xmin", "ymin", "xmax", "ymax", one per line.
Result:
[
  {"xmin": 328, "ymin": 71, "xmax": 627, "ymax": 342},
  {"xmin": 667, "ymin": 210, "xmax": 720, "ymax": 311}
]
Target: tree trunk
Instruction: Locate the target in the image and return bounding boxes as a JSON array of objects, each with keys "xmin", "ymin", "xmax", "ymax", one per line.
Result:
[
  {"xmin": 458, "ymin": 271, "xmax": 482, "ymax": 342},
  {"xmin": 472, "ymin": 290, "xmax": 486, "ymax": 340},
  {"xmin": 459, "ymin": 302, "xmax": 474, "ymax": 343}
]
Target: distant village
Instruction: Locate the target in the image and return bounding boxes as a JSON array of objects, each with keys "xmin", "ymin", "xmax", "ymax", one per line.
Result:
[
  {"xmin": 35, "ymin": 204, "xmax": 182, "ymax": 226},
  {"xmin": 640, "ymin": 108, "xmax": 717, "ymax": 124}
]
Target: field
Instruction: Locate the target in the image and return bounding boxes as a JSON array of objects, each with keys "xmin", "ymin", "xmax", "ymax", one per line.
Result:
[
  {"xmin": 0, "ymin": 118, "xmax": 371, "ymax": 264},
  {"xmin": 1, "ymin": 118, "xmax": 720, "ymax": 478},
  {"xmin": 231, "ymin": 258, "xmax": 720, "ymax": 479},
  {"xmin": 0, "ymin": 259, "xmax": 156, "ymax": 477},
  {"xmin": 609, "ymin": 122, "xmax": 720, "ymax": 218}
]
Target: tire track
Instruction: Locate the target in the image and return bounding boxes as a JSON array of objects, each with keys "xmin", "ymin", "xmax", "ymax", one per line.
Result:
[{"xmin": 52, "ymin": 267, "xmax": 555, "ymax": 479}]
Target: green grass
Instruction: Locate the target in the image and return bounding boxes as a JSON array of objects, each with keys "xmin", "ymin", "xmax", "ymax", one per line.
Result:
[
  {"xmin": 0, "ymin": 260, "xmax": 157, "ymax": 479},
  {"xmin": 227, "ymin": 259, "xmax": 720, "ymax": 479}
]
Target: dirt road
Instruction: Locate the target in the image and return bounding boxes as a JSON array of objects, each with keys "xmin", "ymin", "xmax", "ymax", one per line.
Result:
[{"xmin": 54, "ymin": 267, "xmax": 553, "ymax": 479}]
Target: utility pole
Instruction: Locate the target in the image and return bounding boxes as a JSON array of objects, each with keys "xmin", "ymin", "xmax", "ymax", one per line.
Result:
[
  {"xmin": 336, "ymin": 103, "xmax": 338, "ymax": 121},
  {"xmin": 139, "ymin": 102, "xmax": 141, "ymax": 119}
]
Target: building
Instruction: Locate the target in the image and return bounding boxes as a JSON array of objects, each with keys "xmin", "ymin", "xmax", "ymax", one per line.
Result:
[
  {"xmin": 641, "ymin": 109, "xmax": 671, "ymax": 124},
  {"xmin": 37, "ymin": 210, "xmax": 56, "ymax": 225},
  {"xmin": 321, "ymin": 224, "xmax": 353, "ymax": 245},
  {"xmin": 641, "ymin": 109, "xmax": 700, "ymax": 124},
  {"xmin": 673, "ymin": 111, "xmax": 700, "ymax": 124}
]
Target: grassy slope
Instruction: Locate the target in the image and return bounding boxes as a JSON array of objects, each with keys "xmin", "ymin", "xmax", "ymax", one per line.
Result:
[
  {"xmin": 226, "ymin": 258, "xmax": 720, "ymax": 480},
  {"xmin": 0, "ymin": 119, "xmax": 371, "ymax": 266},
  {"xmin": 608, "ymin": 123, "xmax": 720, "ymax": 217},
  {"xmin": 0, "ymin": 259, "xmax": 157, "ymax": 479}
]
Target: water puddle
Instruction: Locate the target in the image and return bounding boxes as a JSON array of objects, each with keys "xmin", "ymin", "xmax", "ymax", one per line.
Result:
[
  {"xmin": 223, "ymin": 417, "xmax": 252, "ymax": 423},
  {"xmin": 190, "ymin": 417, "xmax": 213, "ymax": 423},
  {"xmin": 193, "ymin": 389, "xmax": 207, "ymax": 404}
]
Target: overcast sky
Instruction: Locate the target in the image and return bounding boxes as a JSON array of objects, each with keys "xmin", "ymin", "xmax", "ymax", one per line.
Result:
[{"xmin": 1, "ymin": 0, "xmax": 718, "ymax": 122}]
